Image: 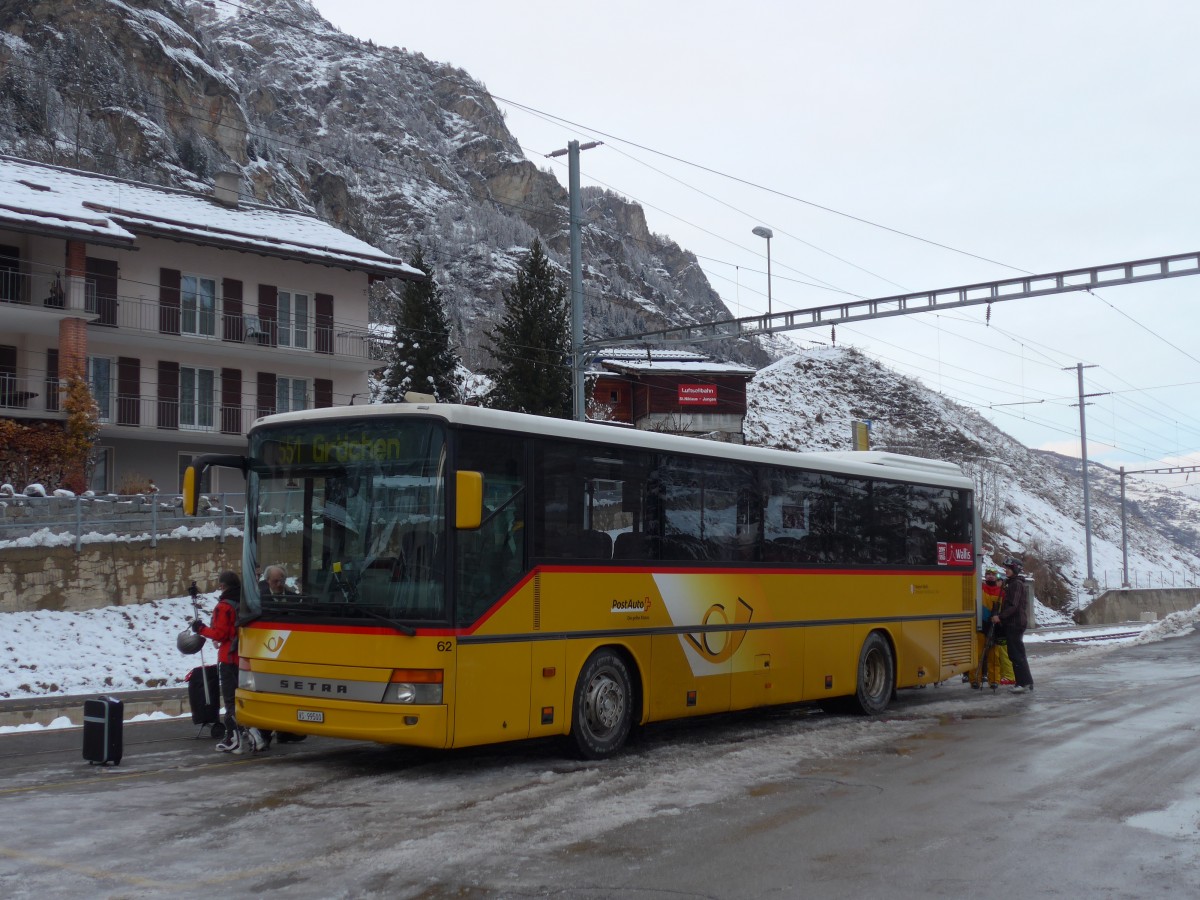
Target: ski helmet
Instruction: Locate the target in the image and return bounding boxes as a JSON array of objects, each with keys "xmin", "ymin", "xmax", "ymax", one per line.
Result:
[
  {"xmin": 1003, "ymin": 556, "xmax": 1023, "ymax": 573},
  {"xmin": 177, "ymin": 628, "xmax": 205, "ymax": 655}
]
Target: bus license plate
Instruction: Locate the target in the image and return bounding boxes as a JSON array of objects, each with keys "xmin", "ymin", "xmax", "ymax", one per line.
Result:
[{"xmin": 296, "ymin": 710, "xmax": 324, "ymax": 723}]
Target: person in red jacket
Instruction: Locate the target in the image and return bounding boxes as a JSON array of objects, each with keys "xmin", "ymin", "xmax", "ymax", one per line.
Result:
[{"xmin": 192, "ymin": 570, "xmax": 267, "ymax": 752}]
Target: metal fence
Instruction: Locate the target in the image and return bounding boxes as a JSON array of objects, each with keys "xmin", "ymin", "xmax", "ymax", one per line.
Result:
[
  {"xmin": 0, "ymin": 492, "xmax": 246, "ymax": 551},
  {"xmin": 1097, "ymin": 570, "xmax": 1200, "ymax": 591}
]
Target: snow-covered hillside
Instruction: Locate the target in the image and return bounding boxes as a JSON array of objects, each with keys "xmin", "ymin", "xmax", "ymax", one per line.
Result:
[{"xmin": 746, "ymin": 347, "xmax": 1200, "ymax": 609}]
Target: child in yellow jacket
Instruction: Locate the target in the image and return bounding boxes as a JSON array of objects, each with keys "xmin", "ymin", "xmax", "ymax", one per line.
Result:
[{"xmin": 979, "ymin": 567, "xmax": 1014, "ymax": 685}]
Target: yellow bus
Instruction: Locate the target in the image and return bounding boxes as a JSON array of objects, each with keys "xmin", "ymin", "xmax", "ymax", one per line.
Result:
[{"xmin": 187, "ymin": 403, "xmax": 979, "ymax": 758}]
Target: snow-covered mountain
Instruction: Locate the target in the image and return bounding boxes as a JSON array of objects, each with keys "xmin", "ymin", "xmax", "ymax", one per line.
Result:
[
  {"xmin": 747, "ymin": 347, "xmax": 1200, "ymax": 610},
  {"xmin": 2, "ymin": 0, "xmax": 1197, "ymax": 611},
  {"xmin": 0, "ymin": 0, "xmax": 772, "ymax": 368}
]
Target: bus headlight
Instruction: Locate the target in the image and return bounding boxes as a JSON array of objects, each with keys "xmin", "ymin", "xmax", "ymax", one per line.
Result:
[
  {"xmin": 238, "ymin": 657, "xmax": 257, "ymax": 691},
  {"xmin": 383, "ymin": 669, "xmax": 443, "ymax": 704}
]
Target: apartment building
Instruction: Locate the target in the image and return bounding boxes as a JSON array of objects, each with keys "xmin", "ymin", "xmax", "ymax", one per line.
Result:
[{"xmin": 0, "ymin": 156, "xmax": 422, "ymax": 493}]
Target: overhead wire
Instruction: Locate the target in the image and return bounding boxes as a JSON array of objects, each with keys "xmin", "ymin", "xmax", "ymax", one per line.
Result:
[{"xmin": 11, "ymin": 0, "xmax": 1200, "ymax": 467}]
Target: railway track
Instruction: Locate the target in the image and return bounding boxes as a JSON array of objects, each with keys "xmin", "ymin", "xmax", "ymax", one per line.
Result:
[{"xmin": 1040, "ymin": 629, "xmax": 1143, "ymax": 644}]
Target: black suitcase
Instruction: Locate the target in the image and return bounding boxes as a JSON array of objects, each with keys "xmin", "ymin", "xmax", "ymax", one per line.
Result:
[
  {"xmin": 187, "ymin": 665, "xmax": 223, "ymax": 737},
  {"xmin": 82, "ymin": 696, "xmax": 123, "ymax": 765}
]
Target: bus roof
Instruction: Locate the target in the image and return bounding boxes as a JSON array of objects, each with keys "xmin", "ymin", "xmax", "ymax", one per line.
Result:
[{"xmin": 251, "ymin": 403, "xmax": 973, "ymax": 490}]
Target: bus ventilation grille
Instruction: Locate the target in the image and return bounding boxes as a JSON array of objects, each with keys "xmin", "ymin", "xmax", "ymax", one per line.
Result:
[
  {"xmin": 533, "ymin": 573, "xmax": 541, "ymax": 631},
  {"xmin": 941, "ymin": 619, "xmax": 974, "ymax": 667}
]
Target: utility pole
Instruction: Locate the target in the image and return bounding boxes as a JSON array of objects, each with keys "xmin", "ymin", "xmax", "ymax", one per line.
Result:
[
  {"xmin": 546, "ymin": 139, "xmax": 601, "ymax": 421},
  {"xmin": 1067, "ymin": 363, "xmax": 1106, "ymax": 592},
  {"xmin": 1119, "ymin": 464, "xmax": 1200, "ymax": 587}
]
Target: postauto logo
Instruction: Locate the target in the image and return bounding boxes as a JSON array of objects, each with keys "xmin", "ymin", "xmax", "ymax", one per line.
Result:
[{"xmin": 611, "ymin": 597, "xmax": 652, "ymax": 613}]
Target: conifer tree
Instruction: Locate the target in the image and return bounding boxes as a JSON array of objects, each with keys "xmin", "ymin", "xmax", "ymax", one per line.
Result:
[
  {"xmin": 381, "ymin": 246, "xmax": 459, "ymax": 403},
  {"xmin": 483, "ymin": 239, "xmax": 572, "ymax": 418}
]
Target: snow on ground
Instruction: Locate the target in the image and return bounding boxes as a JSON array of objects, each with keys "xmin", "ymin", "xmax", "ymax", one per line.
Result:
[
  {"xmin": 0, "ymin": 591, "xmax": 218, "ymax": 701},
  {"xmin": 0, "ymin": 521, "xmax": 242, "ymax": 550},
  {"xmin": 2, "ymin": 589, "xmax": 1195, "ymax": 727}
]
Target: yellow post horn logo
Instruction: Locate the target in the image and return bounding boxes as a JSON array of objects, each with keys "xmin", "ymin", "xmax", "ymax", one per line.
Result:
[{"xmin": 684, "ymin": 597, "xmax": 754, "ymax": 663}]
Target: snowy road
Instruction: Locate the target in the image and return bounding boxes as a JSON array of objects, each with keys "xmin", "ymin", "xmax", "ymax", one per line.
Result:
[{"xmin": 2, "ymin": 632, "xmax": 1198, "ymax": 899}]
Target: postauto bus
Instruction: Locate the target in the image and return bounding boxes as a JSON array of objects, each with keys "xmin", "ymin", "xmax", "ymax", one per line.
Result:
[{"xmin": 184, "ymin": 403, "xmax": 979, "ymax": 758}]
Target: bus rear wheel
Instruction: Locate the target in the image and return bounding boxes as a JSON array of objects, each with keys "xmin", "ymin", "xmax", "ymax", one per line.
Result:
[
  {"xmin": 571, "ymin": 650, "xmax": 633, "ymax": 759},
  {"xmin": 853, "ymin": 632, "xmax": 895, "ymax": 716}
]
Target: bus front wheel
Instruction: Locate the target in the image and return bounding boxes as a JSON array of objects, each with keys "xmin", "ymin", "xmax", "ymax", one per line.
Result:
[
  {"xmin": 571, "ymin": 650, "xmax": 633, "ymax": 759},
  {"xmin": 853, "ymin": 632, "xmax": 895, "ymax": 716}
]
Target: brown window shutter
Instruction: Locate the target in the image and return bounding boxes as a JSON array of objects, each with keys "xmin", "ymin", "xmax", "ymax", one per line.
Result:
[
  {"xmin": 46, "ymin": 348, "xmax": 59, "ymax": 412},
  {"xmin": 258, "ymin": 284, "xmax": 278, "ymax": 347},
  {"xmin": 315, "ymin": 378, "xmax": 333, "ymax": 409},
  {"xmin": 222, "ymin": 279, "xmax": 244, "ymax": 342},
  {"xmin": 221, "ymin": 368, "xmax": 242, "ymax": 434},
  {"xmin": 117, "ymin": 356, "xmax": 140, "ymax": 426},
  {"xmin": 157, "ymin": 360, "xmax": 179, "ymax": 429},
  {"xmin": 315, "ymin": 293, "xmax": 334, "ymax": 355},
  {"xmin": 257, "ymin": 371, "xmax": 276, "ymax": 418},
  {"xmin": 86, "ymin": 257, "xmax": 119, "ymax": 327},
  {"xmin": 159, "ymin": 268, "xmax": 181, "ymax": 335}
]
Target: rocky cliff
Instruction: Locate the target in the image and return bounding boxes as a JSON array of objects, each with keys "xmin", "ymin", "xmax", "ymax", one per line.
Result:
[{"xmin": 0, "ymin": 0, "xmax": 770, "ymax": 368}]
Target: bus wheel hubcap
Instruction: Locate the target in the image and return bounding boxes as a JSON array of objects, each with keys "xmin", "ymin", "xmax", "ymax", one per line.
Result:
[{"xmin": 586, "ymin": 674, "xmax": 623, "ymax": 733}]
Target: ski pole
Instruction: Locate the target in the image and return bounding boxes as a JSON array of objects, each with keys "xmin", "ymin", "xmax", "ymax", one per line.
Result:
[{"xmin": 188, "ymin": 581, "xmax": 212, "ymax": 707}]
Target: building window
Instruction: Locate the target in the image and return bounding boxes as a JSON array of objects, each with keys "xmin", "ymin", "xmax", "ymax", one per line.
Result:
[
  {"xmin": 180, "ymin": 366, "xmax": 215, "ymax": 430},
  {"xmin": 276, "ymin": 376, "xmax": 308, "ymax": 413},
  {"xmin": 89, "ymin": 447, "xmax": 112, "ymax": 494},
  {"xmin": 181, "ymin": 275, "xmax": 217, "ymax": 337},
  {"xmin": 88, "ymin": 356, "xmax": 113, "ymax": 423},
  {"xmin": 277, "ymin": 290, "xmax": 311, "ymax": 349}
]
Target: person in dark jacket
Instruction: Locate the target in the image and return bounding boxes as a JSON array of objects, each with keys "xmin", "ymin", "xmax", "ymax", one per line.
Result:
[
  {"xmin": 192, "ymin": 571, "xmax": 268, "ymax": 752},
  {"xmin": 992, "ymin": 556, "xmax": 1034, "ymax": 694},
  {"xmin": 258, "ymin": 565, "xmax": 297, "ymax": 599}
]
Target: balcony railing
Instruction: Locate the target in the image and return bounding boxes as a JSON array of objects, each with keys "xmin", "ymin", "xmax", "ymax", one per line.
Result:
[
  {"xmin": 0, "ymin": 269, "xmax": 73, "ymax": 310},
  {"xmin": 88, "ymin": 395, "xmax": 333, "ymax": 435},
  {"xmin": 0, "ymin": 373, "xmax": 42, "ymax": 409},
  {"xmin": 91, "ymin": 294, "xmax": 379, "ymax": 362},
  {"xmin": 81, "ymin": 395, "xmax": 274, "ymax": 435},
  {"xmin": 0, "ymin": 269, "xmax": 379, "ymax": 362}
]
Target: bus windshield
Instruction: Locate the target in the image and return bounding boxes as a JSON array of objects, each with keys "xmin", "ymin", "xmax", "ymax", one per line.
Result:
[{"xmin": 245, "ymin": 420, "xmax": 447, "ymax": 624}]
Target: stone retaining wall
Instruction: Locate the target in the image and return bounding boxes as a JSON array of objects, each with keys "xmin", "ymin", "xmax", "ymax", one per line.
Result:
[
  {"xmin": 1079, "ymin": 588, "xmax": 1200, "ymax": 625},
  {"xmin": 0, "ymin": 537, "xmax": 244, "ymax": 613}
]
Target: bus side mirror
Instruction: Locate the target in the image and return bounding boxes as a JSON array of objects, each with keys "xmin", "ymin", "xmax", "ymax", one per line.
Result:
[
  {"xmin": 456, "ymin": 471, "xmax": 483, "ymax": 530},
  {"xmin": 181, "ymin": 454, "xmax": 248, "ymax": 516},
  {"xmin": 182, "ymin": 466, "xmax": 199, "ymax": 516}
]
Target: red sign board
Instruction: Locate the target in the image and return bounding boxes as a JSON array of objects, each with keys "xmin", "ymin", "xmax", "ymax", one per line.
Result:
[
  {"xmin": 937, "ymin": 542, "xmax": 974, "ymax": 567},
  {"xmin": 678, "ymin": 384, "xmax": 718, "ymax": 405}
]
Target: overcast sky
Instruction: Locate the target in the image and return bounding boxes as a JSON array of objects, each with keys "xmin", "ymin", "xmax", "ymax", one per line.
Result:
[{"xmin": 311, "ymin": 0, "xmax": 1200, "ymax": 484}]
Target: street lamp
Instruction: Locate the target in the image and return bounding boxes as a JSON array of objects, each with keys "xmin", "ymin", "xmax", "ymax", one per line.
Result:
[
  {"xmin": 548, "ymin": 140, "xmax": 603, "ymax": 421},
  {"xmin": 752, "ymin": 226, "xmax": 773, "ymax": 316}
]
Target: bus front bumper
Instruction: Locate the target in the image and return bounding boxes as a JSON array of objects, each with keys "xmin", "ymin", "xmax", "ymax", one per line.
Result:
[{"xmin": 236, "ymin": 689, "xmax": 449, "ymax": 748}]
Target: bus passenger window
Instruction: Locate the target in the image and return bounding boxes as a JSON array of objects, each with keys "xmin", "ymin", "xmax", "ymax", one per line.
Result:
[{"xmin": 532, "ymin": 440, "xmax": 651, "ymax": 561}]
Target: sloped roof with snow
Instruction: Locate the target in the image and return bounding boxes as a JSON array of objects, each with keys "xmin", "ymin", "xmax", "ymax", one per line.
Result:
[
  {"xmin": 592, "ymin": 348, "xmax": 756, "ymax": 376},
  {"xmin": 0, "ymin": 156, "xmax": 423, "ymax": 280}
]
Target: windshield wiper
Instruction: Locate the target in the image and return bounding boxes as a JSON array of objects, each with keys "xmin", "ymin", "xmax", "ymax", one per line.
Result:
[
  {"xmin": 355, "ymin": 606, "xmax": 416, "ymax": 636},
  {"xmin": 254, "ymin": 597, "xmax": 415, "ymax": 635}
]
